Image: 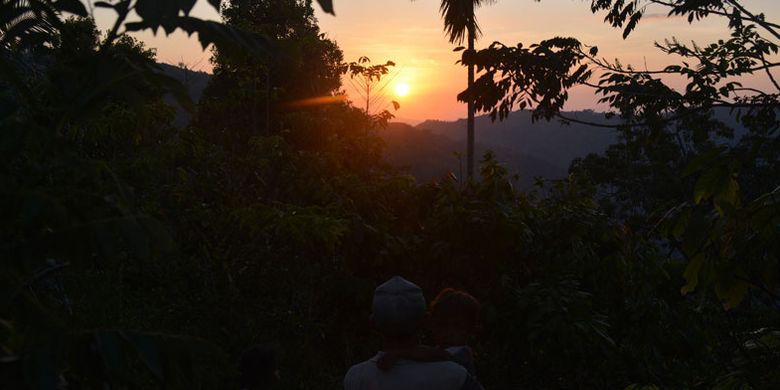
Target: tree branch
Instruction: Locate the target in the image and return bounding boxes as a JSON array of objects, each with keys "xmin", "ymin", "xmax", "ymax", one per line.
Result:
[
  {"xmin": 648, "ymin": 0, "xmax": 780, "ymax": 31},
  {"xmin": 726, "ymin": 0, "xmax": 780, "ymax": 42}
]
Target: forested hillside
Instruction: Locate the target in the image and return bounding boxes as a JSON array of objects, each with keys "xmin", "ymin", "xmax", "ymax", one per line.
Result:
[
  {"xmin": 380, "ymin": 122, "xmax": 567, "ymax": 187},
  {"xmin": 1, "ymin": 1, "xmax": 779, "ymax": 389},
  {"xmin": 418, "ymin": 110, "xmax": 618, "ymax": 171}
]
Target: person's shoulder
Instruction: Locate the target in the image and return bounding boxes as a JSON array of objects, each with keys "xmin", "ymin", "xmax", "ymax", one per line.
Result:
[
  {"xmin": 404, "ymin": 359, "xmax": 469, "ymax": 381},
  {"xmin": 344, "ymin": 358, "xmax": 379, "ymax": 389},
  {"xmin": 423, "ymin": 359, "xmax": 467, "ymax": 371},
  {"xmin": 420, "ymin": 360, "xmax": 482, "ymax": 390},
  {"xmin": 346, "ymin": 359, "xmax": 375, "ymax": 375},
  {"xmin": 445, "ymin": 346, "xmax": 477, "ymax": 376}
]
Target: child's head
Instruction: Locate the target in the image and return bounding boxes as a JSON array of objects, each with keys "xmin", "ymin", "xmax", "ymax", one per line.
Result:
[{"xmin": 429, "ymin": 288, "xmax": 480, "ymax": 347}]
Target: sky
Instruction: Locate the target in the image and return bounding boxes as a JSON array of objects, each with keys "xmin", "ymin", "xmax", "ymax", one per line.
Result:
[{"xmin": 93, "ymin": 0, "xmax": 780, "ymax": 123}]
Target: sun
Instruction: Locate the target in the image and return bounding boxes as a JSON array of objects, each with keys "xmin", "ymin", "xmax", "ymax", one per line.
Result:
[{"xmin": 394, "ymin": 83, "xmax": 410, "ymax": 97}]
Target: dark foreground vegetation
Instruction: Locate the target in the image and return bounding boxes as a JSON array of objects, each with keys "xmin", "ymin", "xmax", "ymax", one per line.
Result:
[{"xmin": 1, "ymin": 0, "xmax": 779, "ymax": 389}]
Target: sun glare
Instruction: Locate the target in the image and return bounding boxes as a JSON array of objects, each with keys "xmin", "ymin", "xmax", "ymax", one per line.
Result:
[{"xmin": 395, "ymin": 83, "xmax": 410, "ymax": 97}]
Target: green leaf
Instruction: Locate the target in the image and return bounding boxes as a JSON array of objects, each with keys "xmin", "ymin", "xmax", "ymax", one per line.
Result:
[
  {"xmin": 693, "ymin": 164, "xmax": 727, "ymax": 204},
  {"xmin": 715, "ymin": 278, "xmax": 749, "ymax": 309},
  {"xmin": 682, "ymin": 146, "xmax": 726, "ymax": 177},
  {"xmin": 681, "ymin": 254, "xmax": 704, "ymax": 295},
  {"xmin": 712, "ymin": 172, "xmax": 739, "ymax": 216},
  {"xmin": 671, "ymin": 208, "xmax": 691, "ymax": 239}
]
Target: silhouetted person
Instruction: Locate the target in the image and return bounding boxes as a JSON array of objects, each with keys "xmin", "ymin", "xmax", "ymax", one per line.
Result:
[
  {"xmin": 344, "ymin": 276, "xmax": 481, "ymax": 390},
  {"xmin": 238, "ymin": 345, "xmax": 278, "ymax": 390},
  {"xmin": 430, "ymin": 288, "xmax": 481, "ymax": 376},
  {"xmin": 376, "ymin": 288, "xmax": 483, "ymax": 387}
]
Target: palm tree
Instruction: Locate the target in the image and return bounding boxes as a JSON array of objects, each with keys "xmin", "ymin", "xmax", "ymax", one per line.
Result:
[{"xmin": 439, "ymin": 0, "xmax": 492, "ymax": 179}]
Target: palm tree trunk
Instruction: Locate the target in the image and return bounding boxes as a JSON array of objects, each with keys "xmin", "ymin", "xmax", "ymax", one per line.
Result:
[{"xmin": 466, "ymin": 26, "xmax": 476, "ymax": 179}]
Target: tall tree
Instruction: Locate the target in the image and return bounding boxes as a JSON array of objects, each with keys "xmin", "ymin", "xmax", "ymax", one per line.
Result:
[
  {"xmin": 439, "ymin": 0, "xmax": 492, "ymax": 179},
  {"xmin": 198, "ymin": 0, "xmax": 344, "ymax": 150}
]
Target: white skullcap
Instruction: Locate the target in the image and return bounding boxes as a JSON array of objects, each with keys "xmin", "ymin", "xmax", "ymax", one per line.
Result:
[{"xmin": 372, "ymin": 276, "xmax": 426, "ymax": 335}]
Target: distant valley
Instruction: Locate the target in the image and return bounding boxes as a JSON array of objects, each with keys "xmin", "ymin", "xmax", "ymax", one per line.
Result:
[{"xmin": 380, "ymin": 112, "xmax": 619, "ymax": 188}]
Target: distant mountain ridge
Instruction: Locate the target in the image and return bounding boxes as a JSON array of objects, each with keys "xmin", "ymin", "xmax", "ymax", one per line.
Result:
[
  {"xmin": 417, "ymin": 111, "xmax": 618, "ymax": 172},
  {"xmin": 382, "ymin": 111, "xmax": 619, "ymax": 188},
  {"xmin": 159, "ymin": 63, "xmax": 211, "ymax": 126}
]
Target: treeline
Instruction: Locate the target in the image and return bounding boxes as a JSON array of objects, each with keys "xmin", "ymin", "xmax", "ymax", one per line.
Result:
[{"xmin": 1, "ymin": 1, "xmax": 779, "ymax": 389}]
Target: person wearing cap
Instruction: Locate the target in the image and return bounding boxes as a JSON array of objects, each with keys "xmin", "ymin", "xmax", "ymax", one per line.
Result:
[{"xmin": 344, "ymin": 276, "xmax": 482, "ymax": 390}]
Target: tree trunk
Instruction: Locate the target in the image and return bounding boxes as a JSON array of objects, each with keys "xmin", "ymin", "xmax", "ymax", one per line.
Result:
[{"xmin": 466, "ymin": 27, "xmax": 476, "ymax": 179}]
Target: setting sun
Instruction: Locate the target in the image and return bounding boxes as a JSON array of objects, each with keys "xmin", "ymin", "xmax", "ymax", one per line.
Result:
[{"xmin": 394, "ymin": 83, "xmax": 410, "ymax": 97}]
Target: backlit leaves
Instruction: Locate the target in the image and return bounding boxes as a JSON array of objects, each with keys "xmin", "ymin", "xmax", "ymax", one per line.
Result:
[{"xmin": 458, "ymin": 38, "xmax": 590, "ymax": 121}]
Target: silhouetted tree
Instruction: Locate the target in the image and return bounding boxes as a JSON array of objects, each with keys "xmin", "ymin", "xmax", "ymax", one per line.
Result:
[
  {"xmin": 439, "ymin": 0, "xmax": 494, "ymax": 179},
  {"xmin": 198, "ymin": 0, "xmax": 344, "ymax": 150}
]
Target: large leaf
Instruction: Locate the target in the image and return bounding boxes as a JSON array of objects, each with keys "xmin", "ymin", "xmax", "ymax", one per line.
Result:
[
  {"xmin": 715, "ymin": 277, "xmax": 749, "ymax": 309},
  {"xmin": 316, "ymin": 0, "xmax": 334, "ymax": 14},
  {"xmin": 134, "ymin": 0, "xmax": 180, "ymax": 27},
  {"xmin": 682, "ymin": 146, "xmax": 726, "ymax": 177},
  {"xmin": 53, "ymin": 0, "xmax": 88, "ymax": 16},
  {"xmin": 693, "ymin": 162, "xmax": 740, "ymax": 215},
  {"xmin": 125, "ymin": 17, "xmax": 274, "ymax": 57},
  {"xmin": 681, "ymin": 253, "xmax": 704, "ymax": 295}
]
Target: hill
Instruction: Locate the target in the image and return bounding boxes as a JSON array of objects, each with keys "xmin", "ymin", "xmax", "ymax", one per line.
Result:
[
  {"xmin": 417, "ymin": 110, "xmax": 619, "ymax": 173},
  {"xmin": 379, "ymin": 111, "xmax": 620, "ymax": 188},
  {"xmin": 159, "ymin": 63, "xmax": 211, "ymax": 126},
  {"xmin": 379, "ymin": 122, "xmax": 567, "ymax": 188}
]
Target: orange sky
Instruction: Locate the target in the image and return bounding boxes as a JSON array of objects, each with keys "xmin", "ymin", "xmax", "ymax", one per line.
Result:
[{"xmin": 93, "ymin": 0, "xmax": 780, "ymax": 123}]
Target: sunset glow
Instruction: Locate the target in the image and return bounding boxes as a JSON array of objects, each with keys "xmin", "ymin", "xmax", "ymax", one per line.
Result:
[
  {"xmin": 100, "ymin": 0, "xmax": 780, "ymax": 123},
  {"xmin": 395, "ymin": 83, "xmax": 410, "ymax": 97}
]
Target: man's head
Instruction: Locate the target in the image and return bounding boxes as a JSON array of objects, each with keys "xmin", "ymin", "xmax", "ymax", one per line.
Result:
[
  {"xmin": 371, "ymin": 276, "xmax": 427, "ymax": 340},
  {"xmin": 429, "ymin": 288, "xmax": 480, "ymax": 346}
]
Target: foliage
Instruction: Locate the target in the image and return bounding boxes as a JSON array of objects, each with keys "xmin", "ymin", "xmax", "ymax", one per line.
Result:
[
  {"xmin": 344, "ymin": 56, "xmax": 398, "ymax": 116},
  {"xmin": 461, "ymin": 0, "xmax": 780, "ymax": 308},
  {"xmin": 458, "ymin": 38, "xmax": 592, "ymax": 121},
  {"xmin": 197, "ymin": 0, "xmax": 344, "ymax": 150},
  {"xmin": 439, "ymin": 0, "xmax": 494, "ymax": 45}
]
